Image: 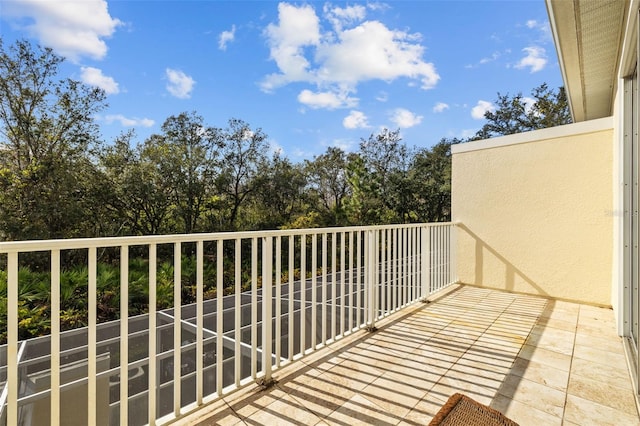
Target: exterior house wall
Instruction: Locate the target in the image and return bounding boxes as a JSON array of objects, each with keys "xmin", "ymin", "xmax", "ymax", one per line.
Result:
[{"xmin": 452, "ymin": 118, "xmax": 614, "ymax": 306}]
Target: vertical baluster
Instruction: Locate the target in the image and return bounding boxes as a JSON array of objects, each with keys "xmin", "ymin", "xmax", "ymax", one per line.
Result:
[
  {"xmin": 51, "ymin": 249, "xmax": 60, "ymax": 426},
  {"xmin": 408, "ymin": 228, "xmax": 413, "ymax": 303},
  {"xmin": 173, "ymin": 242, "xmax": 182, "ymax": 417},
  {"xmin": 275, "ymin": 236, "xmax": 282, "ymax": 368},
  {"xmin": 7, "ymin": 252, "xmax": 18, "ymax": 426},
  {"xmin": 392, "ymin": 229, "xmax": 398, "ymax": 312},
  {"xmin": 288, "ymin": 236, "xmax": 294, "ymax": 361},
  {"xmin": 385, "ymin": 229, "xmax": 393, "ymax": 313},
  {"xmin": 322, "ymin": 233, "xmax": 327, "ymax": 346},
  {"xmin": 369, "ymin": 229, "xmax": 380, "ymax": 329},
  {"xmin": 421, "ymin": 227, "xmax": 429, "ymax": 298},
  {"xmin": 262, "ymin": 236, "xmax": 273, "ymax": 383},
  {"xmin": 366, "ymin": 230, "xmax": 376, "ymax": 328},
  {"xmin": 403, "ymin": 228, "xmax": 407, "ymax": 305},
  {"xmin": 340, "ymin": 232, "xmax": 345, "ymax": 337},
  {"xmin": 251, "ymin": 238, "xmax": 258, "ymax": 379},
  {"xmin": 300, "ymin": 234, "xmax": 306, "ymax": 355},
  {"xmin": 216, "ymin": 240, "xmax": 224, "ymax": 396},
  {"xmin": 234, "ymin": 239, "xmax": 241, "ymax": 388},
  {"xmin": 412, "ymin": 228, "xmax": 418, "ymax": 302},
  {"xmin": 348, "ymin": 232, "xmax": 354, "ymax": 333},
  {"xmin": 311, "ymin": 234, "xmax": 317, "ymax": 350},
  {"xmin": 356, "ymin": 231, "xmax": 362, "ymax": 327},
  {"xmin": 438, "ymin": 226, "xmax": 443, "ymax": 289},
  {"xmin": 196, "ymin": 240, "xmax": 204, "ymax": 405},
  {"xmin": 148, "ymin": 244, "xmax": 157, "ymax": 425},
  {"xmin": 331, "ymin": 232, "xmax": 336, "ymax": 342},
  {"xmin": 120, "ymin": 245, "xmax": 129, "ymax": 424},
  {"xmin": 380, "ymin": 230, "xmax": 386, "ymax": 317},
  {"xmin": 88, "ymin": 247, "xmax": 97, "ymax": 425}
]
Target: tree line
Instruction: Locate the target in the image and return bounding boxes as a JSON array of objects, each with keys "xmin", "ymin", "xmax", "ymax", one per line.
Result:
[
  {"xmin": 0, "ymin": 38, "xmax": 571, "ymax": 341},
  {"xmin": 0, "ymin": 39, "xmax": 570, "ymax": 242}
]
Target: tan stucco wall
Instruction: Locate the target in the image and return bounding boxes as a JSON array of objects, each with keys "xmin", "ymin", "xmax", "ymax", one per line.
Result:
[{"xmin": 452, "ymin": 119, "xmax": 614, "ymax": 306}]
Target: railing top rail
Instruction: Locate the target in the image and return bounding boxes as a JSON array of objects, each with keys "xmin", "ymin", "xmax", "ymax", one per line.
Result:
[{"xmin": 0, "ymin": 222, "xmax": 455, "ymax": 253}]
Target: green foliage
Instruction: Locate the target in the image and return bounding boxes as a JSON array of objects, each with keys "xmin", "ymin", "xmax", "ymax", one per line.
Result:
[
  {"xmin": 0, "ymin": 40, "xmax": 575, "ymax": 343},
  {"xmin": 304, "ymin": 147, "xmax": 350, "ymax": 226},
  {"xmin": 214, "ymin": 118, "xmax": 270, "ymax": 230},
  {"xmin": 0, "ymin": 39, "xmax": 572, "ymax": 241},
  {"xmin": 0, "ymin": 39, "xmax": 108, "ymax": 240}
]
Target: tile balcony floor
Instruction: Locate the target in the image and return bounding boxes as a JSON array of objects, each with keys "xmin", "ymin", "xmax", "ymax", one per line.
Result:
[{"xmin": 179, "ymin": 285, "xmax": 639, "ymax": 426}]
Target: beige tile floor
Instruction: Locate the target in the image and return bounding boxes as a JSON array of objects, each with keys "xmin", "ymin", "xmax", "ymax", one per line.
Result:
[{"xmin": 179, "ymin": 285, "xmax": 640, "ymax": 426}]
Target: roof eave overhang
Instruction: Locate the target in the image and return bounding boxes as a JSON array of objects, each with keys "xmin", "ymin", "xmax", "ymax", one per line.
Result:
[{"xmin": 546, "ymin": 0, "xmax": 629, "ymax": 122}]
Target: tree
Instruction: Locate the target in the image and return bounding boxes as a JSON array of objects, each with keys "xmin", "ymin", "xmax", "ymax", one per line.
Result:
[
  {"xmin": 409, "ymin": 138, "xmax": 458, "ymax": 222},
  {"xmin": 214, "ymin": 119, "xmax": 269, "ymax": 230},
  {"xmin": 0, "ymin": 39, "xmax": 107, "ymax": 240},
  {"xmin": 473, "ymin": 83, "xmax": 571, "ymax": 139},
  {"xmin": 143, "ymin": 112, "xmax": 219, "ymax": 234},
  {"xmin": 250, "ymin": 155, "xmax": 307, "ymax": 229},
  {"xmin": 357, "ymin": 128, "xmax": 411, "ymax": 223},
  {"xmin": 343, "ymin": 153, "xmax": 383, "ymax": 225},
  {"xmin": 305, "ymin": 147, "xmax": 350, "ymax": 225},
  {"xmin": 100, "ymin": 131, "xmax": 174, "ymax": 235}
]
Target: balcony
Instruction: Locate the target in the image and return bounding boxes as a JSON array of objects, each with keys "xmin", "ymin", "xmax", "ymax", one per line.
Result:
[
  {"xmin": 0, "ymin": 221, "xmax": 636, "ymax": 425},
  {"xmin": 182, "ymin": 284, "xmax": 637, "ymax": 426},
  {"xmin": 0, "ymin": 223, "xmax": 456, "ymax": 425}
]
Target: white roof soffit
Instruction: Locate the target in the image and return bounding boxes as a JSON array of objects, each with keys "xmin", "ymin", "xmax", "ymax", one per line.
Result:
[{"xmin": 546, "ymin": 0, "xmax": 628, "ymax": 122}]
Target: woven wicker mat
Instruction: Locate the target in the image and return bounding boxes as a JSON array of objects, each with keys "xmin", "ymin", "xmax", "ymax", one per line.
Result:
[{"xmin": 429, "ymin": 393, "xmax": 519, "ymax": 426}]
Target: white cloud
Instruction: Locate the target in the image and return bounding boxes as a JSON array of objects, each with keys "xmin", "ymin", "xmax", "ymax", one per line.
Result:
[
  {"xmin": 480, "ymin": 52, "xmax": 501, "ymax": 64},
  {"xmin": 433, "ymin": 102, "xmax": 449, "ymax": 113},
  {"xmin": 376, "ymin": 91, "xmax": 388, "ymax": 102},
  {"xmin": 262, "ymin": 3, "xmax": 439, "ymax": 109},
  {"xmin": 165, "ymin": 68, "xmax": 195, "ymax": 99},
  {"xmin": 80, "ymin": 67, "xmax": 119, "ymax": 94},
  {"xmin": 104, "ymin": 114, "xmax": 155, "ymax": 127},
  {"xmin": 262, "ymin": 3, "xmax": 320, "ymax": 91},
  {"xmin": 298, "ymin": 89, "xmax": 358, "ymax": 109},
  {"xmin": 515, "ymin": 46, "xmax": 547, "ymax": 73},
  {"xmin": 323, "ymin": 4, "xmax": 366, "ymax": 31},
  {"xmin": 466, "ymin": 51, "xmax": 504, "ymax": 69},
  {"xmin": 218, "ymin": 25, "xmax": 236, "ymax": 50},
  {"xmin": 343, "ymin": 110, "xmax": 370, "ymax": 129},
  {"xmin": 390, "ymin": 108, "xmax": 423, "ymax": 128},
  {"xmin": 471, "ymin": 100, "xmax": 495, "ymax": 119},
  {"xmin": 3, "ymin": 0, "xmax": 121, "ymax": 61},
  {"xmin": 525, "ymin": 19, "xmax": 552, "ymax": 43},
  {"xmin": 315, "ymin": 21, "xmax": 439, "ymax": 89}
]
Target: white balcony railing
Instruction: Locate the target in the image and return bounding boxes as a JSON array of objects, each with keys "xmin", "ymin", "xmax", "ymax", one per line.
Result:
[{"xmin": 0, "ymin": 222, "xmax": 456, "ymax": 426}]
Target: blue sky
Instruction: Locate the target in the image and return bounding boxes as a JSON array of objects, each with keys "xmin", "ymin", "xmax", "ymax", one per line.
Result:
[{"xmin": 1, "ymin": 1, "xmax": 563, "ymax": 160}]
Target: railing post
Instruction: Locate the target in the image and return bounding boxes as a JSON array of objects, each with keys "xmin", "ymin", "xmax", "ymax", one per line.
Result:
[
  {"xmin": 216, "ymin": 239, "xmax": 224, "ymax": 396},
  {"xmin": 260, "ymin": 236, "xmax": 275, "ymax": 386},
  {"xmin": 51, "ymin": 249, "xmax": 60, "ymax": 426},
  {"xmin": 88, "ymin": 247, "xmax": 97, "ymax": 425},
  {"xmin": 451, "ymin": 224, "xmax": 458, "ymax": 284},
  {"xmin": 148, "ymin": 244, "xmax": 157, "ymax": 425},
  {"xmin": 120, "ymin": 245, "xmax": 130, "ymax": 425},
  {"xmin": 173, "ymin": 242, "xmax": 182, "ymax": 418},
  {"xmin": 421, "ymin": 225, "xmax": 430, "ymax": 300},
  {"xmin": 366, "ymin": 230, "xmax": 377, "ymax": 332},
  {"xmin": 7, "ymin": 252, "xmax": 17, "ymax": 426}
]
